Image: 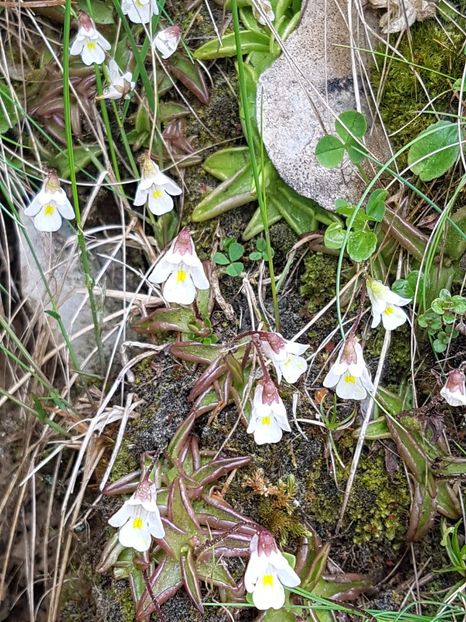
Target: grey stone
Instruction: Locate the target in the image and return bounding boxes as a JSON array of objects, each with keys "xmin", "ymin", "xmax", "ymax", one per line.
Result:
[{"xmin": 258, "ymin": 0, "xmax": 391, "ymax": 211}]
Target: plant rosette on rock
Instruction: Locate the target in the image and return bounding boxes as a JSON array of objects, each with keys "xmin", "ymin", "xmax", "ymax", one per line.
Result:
[
  {"xmin": 323, "ymin": 336, "xmax": 373, "ymax": 400},
  {"xmin": 134, "ymin": 153, "xmax": 182, "ymax": 215},
  {"xmin": 108, "ymin": 478, "xmax": 165, "ymax": 552},
  {"xmin": 259, "ymin": 332, "xmax": 309, "ymax": 384},
  {"xmin": 440, "ymin": 369, "xmax": 466, "ymax": 407},
  {"xmin": 247, "ymin": 379, "xmax": 291, "ymax": 445},
  {"xmin": 148, "ymin": 228, "xmax": 209, "ymax": 305},
  {"xmin": 367, "ymin": 277, "xmax": 411, "ymax": 331},
  {"xmin": 70, "ymin": 12, "xmax": 111, "ymax": 66},
  {"xmin": 24, "ymin": 171, "xmax": 75, "ymax": 232},
  {"xmin": 244, "ymin": 530, "xmax": 300, "ymax": 610}
]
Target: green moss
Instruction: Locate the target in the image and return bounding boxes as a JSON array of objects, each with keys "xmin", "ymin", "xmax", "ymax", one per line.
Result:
[
  {"xmin": 365, "ymin": 323, "xmax": 411, "ymax": 387},
  {"xmin": 371, "ymin": 19, "xmax": 465, "ymax": 158},
  {"xmin": 306, "ymin": 452, "xmax": 410, "ymax": 546},
  {"xmin": 300, "ymin": 252, "xmax": 351, "ymax": 314},
  {"xmin": 111, "ymin": 585, "xmax": 135, "ymax": 622}
]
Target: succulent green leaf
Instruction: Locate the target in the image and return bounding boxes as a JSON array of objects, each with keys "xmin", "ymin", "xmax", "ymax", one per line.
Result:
[
  {"xmin": 192, "ymin": 163, "xmax": 256, "ymax": 222},
  {"xmin": 167, "ymin": 54, "xmax": 209, "ymax": 104},
  {"xmin": 213, "ymin": 252, "xmax": 230, "ymax": 266},
  {"xmin": 347, "ymin": 230, "xmax": 377, "ymax": 262},
  {"xmin": 408, "ymin": 120, "xmax": 461, "ymax": 181},
  {"xmin": 228, "ymin": 242, "xmax": 245, "ymax": 261},
  {"xmin": 315, "ymin": 135, "xmax": 344, "ymax": 168},
  {"xmin": 194, "ymin": 30, "xmax": 270, "ymax": 60},
  {"xmin": 335, "ymin": 110, "xmax": 367, "ymax": 141},
  {"xmin": 365, "ymin": 188, "xmax": 388, "ymax": 222},
  {"xmin": 324, "ymin": 222, "xmax": 345, "ymax": 250},
  {"xmin": 203, "ymin": 147, "xmax": 251, "ymax": 181}
]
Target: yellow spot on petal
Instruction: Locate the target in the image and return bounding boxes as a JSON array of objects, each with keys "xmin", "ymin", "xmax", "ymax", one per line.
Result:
[
  {"xmin": 262, "ymin": 574, "xmax": 274, "ymax": 587},
  {"xmin": 384, "ymin": 306, "xmax": 394, "ymax": 315},
  {"xmin": 132, "ymin": 517, "xmax": 143, "ymax": 529},
  {"xmin": 86, "ymin": 41, "xmax": 96, "ymax": 49},
  {"xmin": 261, "ymin": 416, "xmax": 271, "ymax": 425},
  {"xmin": 344, "ymin": 373, "xmax": 356, "ymax": 384},
  {"xmin": 44, "ymin": 204, "xmax": 55, "ymax": 216},
  {"xmin": 152, "ymin": 189, "xmax": 163, "ymax": 199},
  {"xmin": 176, "ymin": 270, "xmax": 187, "ymax": 283},
  {"xmin": 283, "ymin": 357, "xmax": 292, "ymax": 367}
]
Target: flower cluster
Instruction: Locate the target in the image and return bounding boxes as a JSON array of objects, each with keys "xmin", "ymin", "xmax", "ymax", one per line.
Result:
[{"xmin": 24, "ymin": 171, "xmax": 74, "ymax": 232}]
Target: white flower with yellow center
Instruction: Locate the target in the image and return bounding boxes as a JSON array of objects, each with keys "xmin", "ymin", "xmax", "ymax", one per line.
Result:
[
  {"xmin": 259, "ymin": 332, "xmax": 309, "ymax": 384},
  {"xmin": 247, "ymin": 379, "xmax": 290, "ymax": 445},
  {"xmin": 108, "ymin": 479, "xmax": 165, "ymax": 552},
  {"xmin": 24, "ymin": 172, "xmax": 74, "ymax": 232},
  {"xmin": 70, "ymin": 13, "xmax": 111, "ymax": 66},
  {"xmin": 100, "ymin": 59, "xmax": 135, "ymax": 100},
  {"xmin": 440, "ymin": 369, "xmax": 466, "ymax": 407},
  {"xmin": 323, "ymin": 336, "xmax": 373, "ymax": 400},
  {"xmin": 245, "ymin": 530, "xmax": 300, "ymax": 610},
  {"xmin": 122, "ymin": 0, "xmax": 159, "ymax": 24},
  {"xmin": 366, "ymin": 278, "xmax": 411, "ymax": 331},
  {"xmin": 134, "ymin": 154, "xmax": 182, "ymax": 215},
  {"xmin": 153, "ymin": 25, "xmax": 181, "ymax": 59},
  {"xmin": 149, "ymin": 228, "xmax": 209, "ymax": 304}
]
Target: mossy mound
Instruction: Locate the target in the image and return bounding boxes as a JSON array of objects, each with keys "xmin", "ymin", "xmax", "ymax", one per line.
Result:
[{"xmin": 370, "ymin": 18, "xmax": 465, "ymax": 158}]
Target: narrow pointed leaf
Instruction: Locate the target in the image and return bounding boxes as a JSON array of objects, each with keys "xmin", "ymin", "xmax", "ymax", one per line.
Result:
[
  {"xmin": 194, "ymin": 30, "xmax": 270, "ymax": 60},
  {"xmin": 167, "ymin": 54, "xmax": 209, "ymax": 104},
  {"xmin": 180, "ymin": 550, "xmax": 204, "ymax": 612}
]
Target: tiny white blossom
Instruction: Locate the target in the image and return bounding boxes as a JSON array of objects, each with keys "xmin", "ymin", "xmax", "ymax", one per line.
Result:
[
  {"xmin": 367, "ymin": 278, "xmax": 411, "ymax": 331},
  {"xmin": 259, "ymin": 332, "xmax": 309, "ymax": 384},
  {"xmin": 440, "ymin": 369, "xmax": 466, "ymax": 407},
  {"xmin": 153, "ymin": 25, "xmax": 181, "ymax": 59},
  {"xmin": 24, "ymin": 171, "xmax": 74, "ymax": 232},
  {"xmin": 149, "ymin": 228, "xmax": 209, "ymax": 305},
  {"xmin": 108, "ymin": 479, "xmax": 165, "ymax": 552},
  {"xmin": 245, "ymin": 530, "xmax": 300, "ymax": 610},
  {"xmin": 247, "ymin": 379, "xmax": 290, "ymax": 445},
  {"xmin": 253, "ymin": 0, "xmax": 275, "ymax": 25},
  {"xmin": 100, "ymin": 59, "xmax": 135, "ymax": 100},
  {"xmin": 323, "ymin": 336, "xmax": 373, "ymax": 400},
  {"xmin": 134, "ymin": 153, "xmax": 182, "ymax": 215},
  {"xmin": 122, "ymin": 0, "xmax": 159, "ymax": 24},
  {"xmin": 70, "ymin": 13, "xmax": 111, "ymax": 66}
]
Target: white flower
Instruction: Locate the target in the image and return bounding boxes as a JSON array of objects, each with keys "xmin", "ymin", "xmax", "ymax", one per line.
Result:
[
  {"xmin": 100, "ymin": 59, "xmax": 135, "ymax": 100},
  {"xmin": 323, "ymin": 336, "xmax": 374, "ymax": 400},
  {"xmin": 122, "ymin": 0, "xmax": 159, "ymax": 24},
  {"xmin": 134, "ymin": 153, "xmax": 182, "ymax": 215},
  {"xmin": 259, "ymin": 332, "xmax": 309, "ymax": 384},
  {"xmin": 149, "ymin": 228, "xmax": 209, "ymax": 304},
  {"xmin": 247, "ymin": 380, "xmax": 290, "ymax": 445},
  {"xmin": 70, "ymin": 13, "xmax": 111, "ymax": 66},
  {"xmin": 253, "ymin": 0, "xmax": 275, "ymax": 25},
  {"xmin": 153, "ymin": 25, "xmax": 181, "ymax": 59},
  {"xmin": 366, "ymin": 278, "xmax": 411, "ymax": 331},
  {"xmin": 24, "ymin": 172, "xmax": 74, "ymax": 232},
  {"xmin": 108, "ymin": 479, "xmax": 165, "ymax": 552},
  {"xmin": 440, "ymin": 369, "xmax": 466, "ymax": 407},
  {"xmin": 245, "ymin": 530, "xmax": 300, "ymax": 610}
]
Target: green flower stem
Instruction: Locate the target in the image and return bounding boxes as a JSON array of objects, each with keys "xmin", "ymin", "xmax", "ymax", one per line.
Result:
[
  {"xmin": 63, "ymin": 0, "xmax": 105, "ymax": 372},
  {"xmin": 230, "ymin": 0, "xmax": 280, "ymax": 329}
]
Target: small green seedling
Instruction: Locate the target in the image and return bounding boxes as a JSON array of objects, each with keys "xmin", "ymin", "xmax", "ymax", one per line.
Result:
[
  {"xmin": 315, "ymin": 110, "xmax": 368, "ymax": 169},
  {"xmin": 249, "ymin": 237, "xmax": 274, "ymax": 262},
  {"xmin": 418, "ymin": 289, "xmax": 465, "ymax": 353},
  {"xmin": 323, "ymin": 191, "xmax": 388, "ymax": 262},
  {"xmin": 213, "ymin": 237, "xmax": 245, "ymax": 277}
]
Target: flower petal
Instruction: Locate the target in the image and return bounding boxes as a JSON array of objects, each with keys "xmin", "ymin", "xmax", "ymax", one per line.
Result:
[
  {"xmin": 335, "ymin": 373, "xmax": 366, "ymax": 400},
  {"xmin": 190, "ymin": 265, "xmax": 209, "ymax": 290},
  {"xmin": 253, "ymin": 572, "xmax": 285, "ymax": 610},
  {"xmin": 57, "ymin": 198, "xmax": 75, "ymax": 220},
  {"xmin": 148, "ymin": 257, "xmax": 172, "ymax": 284},
  {"xmin": 108, "ymin": 502, "xmax": 134, "ymax": 527},
  {"xmin": 280, "ymin": 354, "xmax": 307, "ymax": 384},
  {"xmin": 34, "ymin": 206, "xmax": 62, "ymax": 232},
  {"xmin": 163, "ymin": 271, "xmax": 196, "ymax": 304},
  {"xmin": 147, "ymin": 509, "xmax": 165, "ymax": 538},
  {"xmin": 148, "ymin": 187, "xmax": 174, "ymax": 215},
  {"xmin": 119, "ymin": 518, "xmax": 152, "ymax": 552},
  {"xmin": 381, "ymin": 304, "xmax": 407, "ymax": 331},
  {"xmin": 24, "ymin": 194, "xmax": 42, "ymax": 217},
  {"xmin": 133, "ymin": 183, "xmax": 148, "ymax": 206}
]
